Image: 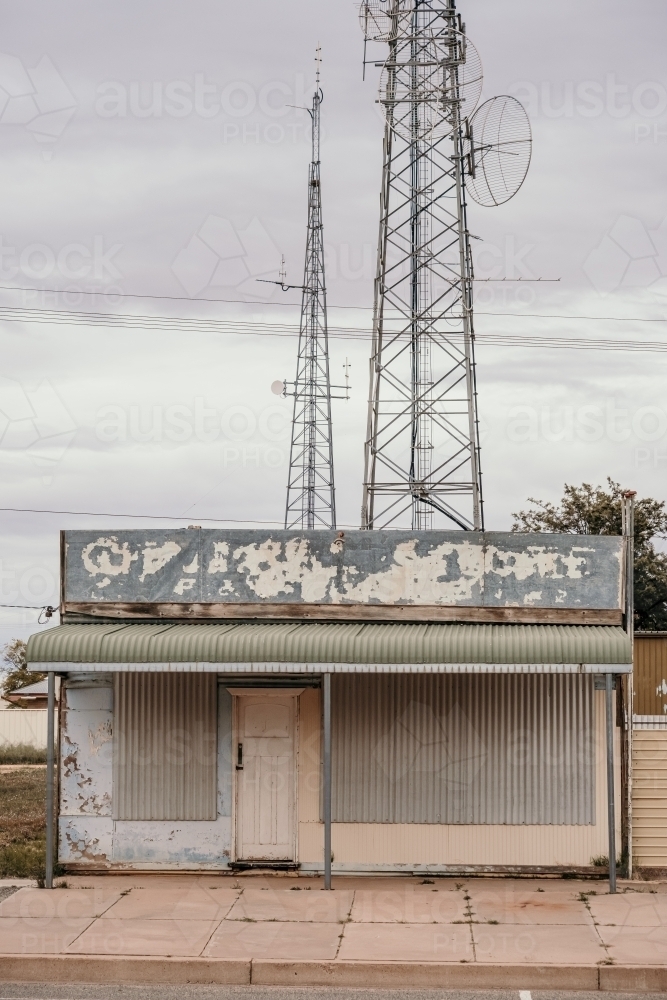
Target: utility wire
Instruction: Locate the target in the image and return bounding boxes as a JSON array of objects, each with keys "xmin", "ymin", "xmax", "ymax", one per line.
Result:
[
  {"xmin": 0, "ymin": 603, "xmax": 57, "ymax": 623},
  {"xmin": 0, "ymin": 603, "xmax": 51, "ymax": 609},
  {"xmin": 0, "ymin": 506, "xmax": 285, "ymax": 525},
  {"xmin": 0, "ymin": 284, "xmax": 363, "ymax": 310},
  {"xmin": 0, "ymin": 283, "xmax": 560, "ymax": 309},
  {"xmin": 0, "ymin": 299, "xmax": 665, "ymax": 326},
  {"xmin": 0, "ymin": 304, "xmax": 666, "ymax": 352},
  {"xmin": 0, "ymin": 505, "xmax": 372, "ymax": 529},
  {"xmin": 0, "ymin": 278, "xmax": 667, "ymax": 323}
]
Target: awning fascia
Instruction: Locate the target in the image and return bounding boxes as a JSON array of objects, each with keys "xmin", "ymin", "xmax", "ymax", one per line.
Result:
[{"xmin": 34, "ymin": 660, "xmax": 632, "ymax": 674}]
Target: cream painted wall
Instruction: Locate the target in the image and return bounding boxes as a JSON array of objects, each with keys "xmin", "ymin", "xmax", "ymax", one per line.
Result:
[{"xmin": 633, "ymin": 729, "xmax": 667, "ymax": 869}]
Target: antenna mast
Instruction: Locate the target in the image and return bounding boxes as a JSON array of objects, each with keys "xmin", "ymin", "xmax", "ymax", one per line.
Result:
[
  {"xmin": 285, "ymin": 48, "xmax": 336, "ymax": 529},
  {"xmin": 360, "ymin": 0, "xmax": 484, "ymax": 531}
]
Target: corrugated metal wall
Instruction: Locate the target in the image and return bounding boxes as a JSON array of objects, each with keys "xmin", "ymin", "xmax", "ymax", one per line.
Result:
[
  {"xmin": 332, "ymin": 674, "xmax": 595, "ymax": 825},
  {"xmin": 113, "ymin": 673, "xmax": 217, "ymax": 820},
  {"xmin": 634, "ymin": 635, "xmax": 667, "ymax": 715},
  {"xmin": 633, "ymin": 729, "xmax": 667, "ymax": 869}
]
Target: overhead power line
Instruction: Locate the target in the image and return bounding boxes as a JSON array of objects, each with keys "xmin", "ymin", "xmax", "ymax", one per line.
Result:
[
  {"xmin": 0, "ymin": 281, "xmax": 560, "ymax": 309},
  {"xmin": 0, "ymin": 303, "xmax": 665, "ymax": 352},
  {"xmin": 0, "ymin": 283, "xmax": 360, "ymax": 310},
  {"xmin": 0, "ymin": 299, "xmax": 666, "ymax": 327},
  {"xmin": 0, "ymin": 505, "xmax": 285, "ymax": 525},
  {"xmin": 0, "ymin": 505, "xmax": 369, "ymax": 530},
  {"xmin": 0, "ymin": 602, "xmax": 56, "ymax": 622}
]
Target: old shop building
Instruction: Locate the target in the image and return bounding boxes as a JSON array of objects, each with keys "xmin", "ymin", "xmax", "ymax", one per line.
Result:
[{"xmin": 27, "ymin": 528, "xmax": 633, "ymax": 877}]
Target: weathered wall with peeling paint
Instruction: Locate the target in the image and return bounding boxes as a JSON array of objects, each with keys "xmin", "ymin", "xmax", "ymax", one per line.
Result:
[
  {"xmin": 63, "ymin": 529, "xmax": 624, "ymax": 609},
  {"xmin": 58, "ymin": 675, "xmax": 233, "ymax": 868}
]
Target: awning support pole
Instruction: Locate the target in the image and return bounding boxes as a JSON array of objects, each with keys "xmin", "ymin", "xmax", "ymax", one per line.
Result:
[
  {"xmin": 606, "ymin": 671, "xmax": 617, "ymax": 894},
  {"xmin": 323, "ymin": 671, "xmax": 332, "ymax": 890},
  {"xmin": 45, "ymin": 670, "xmax": 55, "ymax": 890},
  {"xmin": 621, "ymin": 489, "xmax": 636, "ymax": 881}
]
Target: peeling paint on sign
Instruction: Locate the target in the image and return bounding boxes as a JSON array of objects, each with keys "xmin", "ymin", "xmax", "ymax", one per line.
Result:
[
  {"xmin": 486, "ymin": 545, "xmax": 592, "ymax": 582},
  {"xmin": 140, "ymin": 540, "xmax": 182, "ymax": 581},
  {"xmin": 82, "ymin": 537, "xmax": 137, "ymax": 577},
  {"xmin": 64, "ymin": 529, "xmax": 624, "ymax": 609},
  {"xmin": 233, "ymin": 537, "xmax": 336, "ymax": 602},
  {"xmin": 335, "ymin": 539, "xmax": 483, "ymax": 605}
]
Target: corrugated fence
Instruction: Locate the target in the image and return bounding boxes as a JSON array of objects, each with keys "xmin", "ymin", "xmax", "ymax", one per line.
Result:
[
  {"xmin": 634, "ymin": 634, "xmax": 667, "ymax": 715},
  {"xmin": 633, "ymin": 727, "xmax": 667, "ymax": 869},
  {"xmin": 0, "ymin": 709, "xmax": 51, "ymax": 748},
  {"xmin": 332, "ymin": 673, "xmax": 595, "ymax": 825}
]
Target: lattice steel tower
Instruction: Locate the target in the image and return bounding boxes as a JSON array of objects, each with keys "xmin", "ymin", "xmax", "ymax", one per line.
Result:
[
  {"xmin": 284, "ymin": 53, "xmax": 336, "ymax": 529},
  {"xmin": 360, "ymin": 0, "xmax": 484, "ymax": 531}
]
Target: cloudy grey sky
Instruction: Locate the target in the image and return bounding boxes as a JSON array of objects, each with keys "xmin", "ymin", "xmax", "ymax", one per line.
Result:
[{"xmin": 0, "ymin": 0, "xmax": 665, "ymax": 646}]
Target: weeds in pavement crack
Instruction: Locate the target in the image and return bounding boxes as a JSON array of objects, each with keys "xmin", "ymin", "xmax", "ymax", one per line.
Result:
[
  {"xmin": 579, "ymin": 889, "xmax": 614, "ymax": 965},
  {"xmin": 458, "ymin": 883, "xmax": 477, "ymax": 961}
]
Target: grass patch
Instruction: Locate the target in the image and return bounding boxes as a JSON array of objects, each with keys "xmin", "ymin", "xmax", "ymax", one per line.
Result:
[
  {"xmin": 0, "ymin": 767, "xmax": 47, "ymax": 846},
  {"xmin": 0, "ymin": 841, "xmax": 46, "ymax": 879},
  {"xmin": 0, "ymin": 743, "xmax": 47, "ymax": 765},
  {"xmin": 0, "ymin": 766, "xmax": 49, "ymax": 878}
]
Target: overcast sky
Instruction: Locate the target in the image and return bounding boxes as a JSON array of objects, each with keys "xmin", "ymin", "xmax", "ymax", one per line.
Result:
[{"xmin": 0, "ymin": 0, "xmax": 666, "ymax": 646}]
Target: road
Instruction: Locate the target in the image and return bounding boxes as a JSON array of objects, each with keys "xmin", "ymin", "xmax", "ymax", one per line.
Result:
[{"xmin": 0, "ymin": 987, "xmax": 662, "ymax": 1000}]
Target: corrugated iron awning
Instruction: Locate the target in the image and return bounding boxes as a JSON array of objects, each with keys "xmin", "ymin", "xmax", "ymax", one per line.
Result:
[{"xmin": 27, "ymin": 622, "xmax": 632, "ymax": 673}]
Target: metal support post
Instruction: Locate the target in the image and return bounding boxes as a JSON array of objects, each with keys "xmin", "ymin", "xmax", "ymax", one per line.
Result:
[
  {"xmin": 622, "ymin": 490, "xmax": 636, "ymax": 880},
  {"xmin": 323, "ymin": 672, "xmax": 332, "ymax": 890},
  {"xmin": 606, "ymin": 671, "xmax": 617, "ymax": 894},
  {"xmin": 45, "ymin": 671, "xmax": 55, "ymax": 889}
]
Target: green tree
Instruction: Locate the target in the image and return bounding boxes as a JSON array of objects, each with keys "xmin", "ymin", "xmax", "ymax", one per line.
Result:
[
  {"xmin": 512, "ymin": 478, "xmax": 667, "ymax": 631},
  {"xmin": 0, "ymin": 640, "xmax": 45, "ymax": 705}
]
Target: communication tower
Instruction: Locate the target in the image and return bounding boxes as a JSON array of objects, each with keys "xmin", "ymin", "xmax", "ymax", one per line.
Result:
[
  {"xmin": 283, "ymin": 50, "xmax": 337, "ymax": 529},
  {"xmin": 359, "ymin": 0, "xmax": 531, "ymax": 530}
]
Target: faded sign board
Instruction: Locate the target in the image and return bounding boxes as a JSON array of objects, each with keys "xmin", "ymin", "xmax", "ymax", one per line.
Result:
[{"xmin": 62, "ymin": 529, "xmax": 624, "ymax": 611}]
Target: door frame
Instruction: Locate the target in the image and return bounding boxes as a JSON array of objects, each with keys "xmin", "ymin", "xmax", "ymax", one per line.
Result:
[{"xmin": 228, "ymin": 688, "xmax": 303, "ymax": 863}]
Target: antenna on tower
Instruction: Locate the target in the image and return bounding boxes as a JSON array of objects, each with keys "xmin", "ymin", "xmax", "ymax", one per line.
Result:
[
  {"xmin": 359, "ymin": 0, "xmax": 531, "ymax": 532},
  {"xmin": 282, "ymin": 47, "xmax": 337, "ymax": 530}
]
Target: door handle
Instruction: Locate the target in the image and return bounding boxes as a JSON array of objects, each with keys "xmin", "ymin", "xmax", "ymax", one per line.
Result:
[{"xmin": 236, "ymin": 742, "xmax": 243, "ymax": 770}]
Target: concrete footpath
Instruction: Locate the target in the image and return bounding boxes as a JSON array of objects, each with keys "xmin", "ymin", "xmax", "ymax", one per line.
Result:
[{"xmin": 0, "ymin": 874, "xmax": 664, "ymax": 990}]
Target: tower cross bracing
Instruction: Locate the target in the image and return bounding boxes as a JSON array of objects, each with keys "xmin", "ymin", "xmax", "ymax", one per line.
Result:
[
  {"xmin": 285, "ymin": 57, "xmax": 336, "ymax": 530},
  {"xmin": 361, "ymin": 0, "xmax": 484, "ymax": 532}
]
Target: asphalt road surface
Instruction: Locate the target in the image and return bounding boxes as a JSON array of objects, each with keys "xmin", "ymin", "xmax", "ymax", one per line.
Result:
[{"xmin": 0, "ymin": 987, "xmax": 663, "ymax": 1000}]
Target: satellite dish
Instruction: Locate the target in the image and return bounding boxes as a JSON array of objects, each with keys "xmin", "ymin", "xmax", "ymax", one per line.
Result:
[
  {"xmin": 464, "ymin": 95, "xmax": 532, "ymax": 207},
  {"xmin": 271, "ymin": 380, "xmax": 285, "ymax": 396},
  {"xmin": 358, "ymin": 0, "xmax": 410, "ymax": 42},
  {"xmin": 379, "ymin": 29, "xmax": 483, "ymax": 142}
]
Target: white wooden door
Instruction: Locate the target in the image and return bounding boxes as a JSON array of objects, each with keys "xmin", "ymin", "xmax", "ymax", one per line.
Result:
[{"xmin": 236, "ymin": 695, "xmax": 296, "ymax": 860}]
